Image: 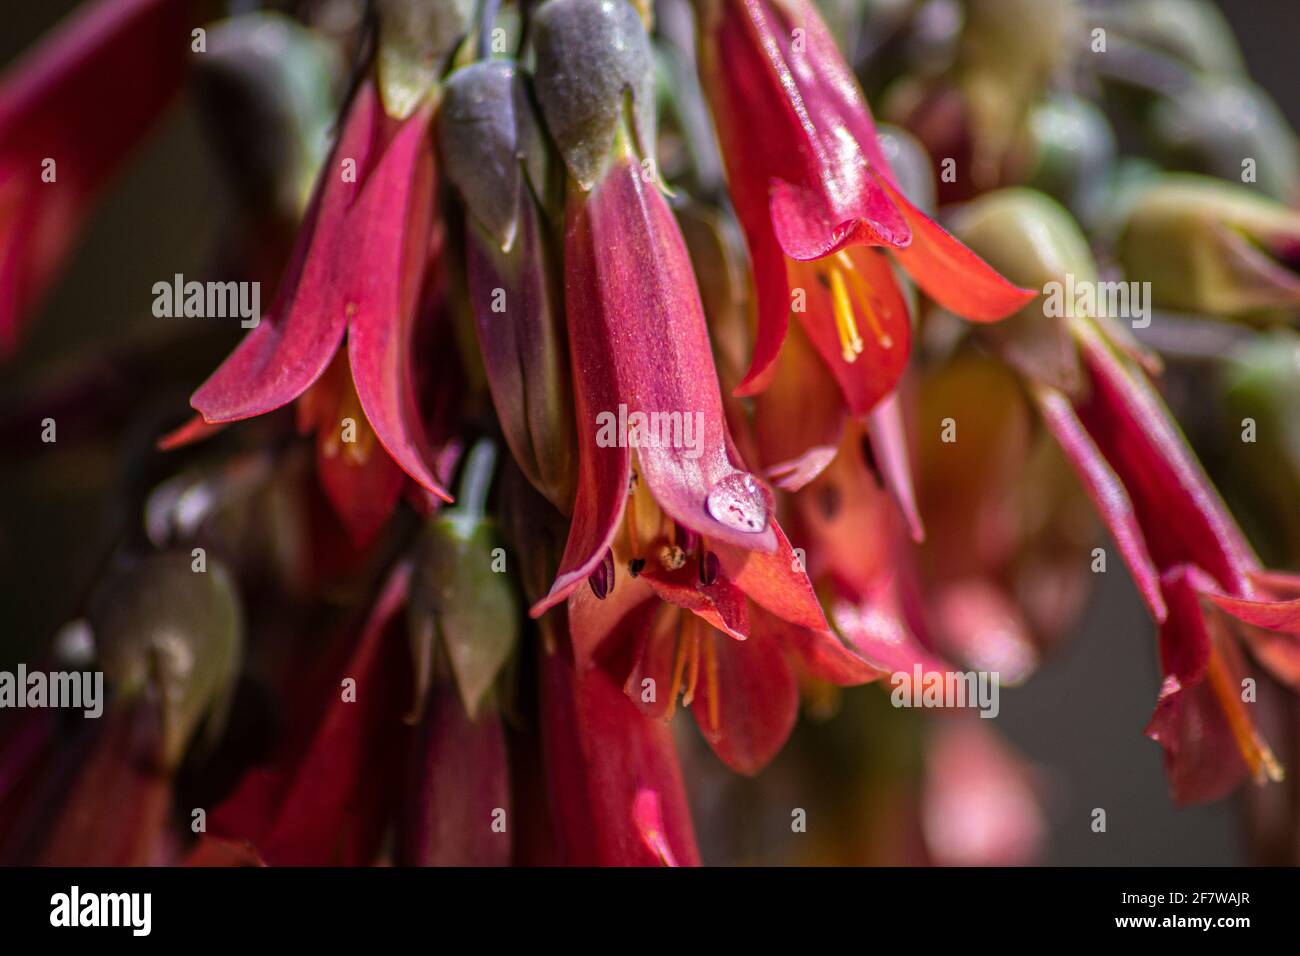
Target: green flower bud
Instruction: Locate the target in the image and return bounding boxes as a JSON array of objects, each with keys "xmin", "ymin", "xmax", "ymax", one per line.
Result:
[
  {"xmin": 1118, "ymin": 174, "xmax": 1300, "ymax": 318},
  {"xmin": 407, "ymin": 443, "xmax": 519, "ymax": 721},
  {"xmin": 437, "ymin": 61, "xmax": 553, "ymax": 251},
  {"xmin": 375, "ymin": 0, "xmax": 475, "ymax": 119},
  {"xmin": 1151, "ymin": 77, "xmax": 1299, "ymax": 202},
  {"xmin": 91, "ymin": 552, "xmax": 243, "ymax": 771},
  {"xmin": 950, "ymin": 188, "xmax": 1098, "ymax": 389},
  {"xmin": 532, "ymin": 0, "xmax": 656, "ymax": 189},
  {"xmin": 877, "ymin": 123, "xmax": 938, "ymax": 215},
  {"xmin": 193, "ymin": 12, "xmax": 339, "ymax": 218},
  {"xmin": 1108, "ymin": 0, "xmax": 1245, "ymax": 75},
  {"xmin": 1023, "ymin": 95, "xmax": 1116, "ymax": 225},
  {"xmin": 957, "ymin": 0, "xmax": 1080, "ymax": 183}
]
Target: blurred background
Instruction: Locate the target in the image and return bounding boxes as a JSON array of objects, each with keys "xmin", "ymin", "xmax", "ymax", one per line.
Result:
[{"xmin": 3, "ymin": 0, "xmax": 1298, "ymax": 865}]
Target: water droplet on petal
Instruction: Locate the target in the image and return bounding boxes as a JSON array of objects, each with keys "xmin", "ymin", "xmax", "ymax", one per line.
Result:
[{"xmin": 705, "ymin": 472, "xmax": 769, "ymax": 535}]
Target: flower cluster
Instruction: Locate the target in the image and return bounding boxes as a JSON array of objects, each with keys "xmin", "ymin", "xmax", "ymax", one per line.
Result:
[{"xmin": 3, "ymin": 0, "xmax": 1300, "ymax": 867}]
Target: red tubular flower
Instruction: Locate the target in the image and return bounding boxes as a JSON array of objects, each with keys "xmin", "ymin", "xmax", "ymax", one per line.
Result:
[
  {"xmin": 187, "ymin": 79, "xmax": 451, "ymax": 528},
  {"xmin": 524, "ymin": 0, "xmax": 796, "ymax": 615},
  {"xmin": 192, "ymin": 563, "xmax": 413, "ymax": 866},
  {"xmin": 535, "ymin": 148, "xmax": 785, "ymax": 613},
  {"xmin": 698, "ymin": 0, "xmax": 1033, "ymax": 419},
  {"xmin": 540, "ymin": 622, "xmax": 700, "ymax": 866},
  {"xmin": 1036, "ymin": 317, "xmax": 1300, "ymax": 803},
  {"xmin": 524, "ymin": 0, "xmax": 917, "ymax": 771},
  {"xmin": 560, "ymin": 472, "xmax": 890, "ymax": 774},
  {"xmin": 0, "ymin": 0, "xmax": 192, "ymax": 354}
]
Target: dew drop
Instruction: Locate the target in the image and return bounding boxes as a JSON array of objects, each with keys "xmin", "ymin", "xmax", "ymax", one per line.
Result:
[{"xmin": 705, "ymin": 472, "xmax": 769, "ymax": 535}]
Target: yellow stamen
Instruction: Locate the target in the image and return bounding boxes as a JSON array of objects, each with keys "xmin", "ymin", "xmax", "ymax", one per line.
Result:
[
  {"xmin": 837, "ymin": 250, "xmax": 894, "ymax": 350},
  {"xmin": 827, "ymin": 262, "xmax": 864, "ymax": 364},
  {"xmin": 703, "ymin": 630, "xmax": 720, "ymax": 732},
  {"xmin": 1206, "ymin": 644, "xmax": 1284, "ymax": 783},
  {"xmin": 625, "ymin": 471, "xmax": 642, "ymax": 557},
  {"xmin": 681, "ymin": 621, "xmax": 702, "ymax": 707},
  {"xmin": 666, "ymin": 622, "xmax": 690, "ymax": 718}
]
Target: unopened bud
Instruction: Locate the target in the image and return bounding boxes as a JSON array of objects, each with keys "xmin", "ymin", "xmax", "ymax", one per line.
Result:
[
  {"xmin": 1118, "ymin": 174, "xmax": 1300, "ymax": 317},
  {"xmin": 438, "ymin": 60, "xmax": 552, "ymax": 251},
  {"xmin": 375, "ymin": 0, "xmax": 475, "ymax": 119},
  {"xmin": 951, "ymin": 188, "xmax": 1097, "ymax": 389},
  {"xmin": 532, "ymin": 0, "xmax": 656, "ymax": 189},
  {"xmin": 91, "ymin": 552, "xmax": 243, "ymax": 770}
]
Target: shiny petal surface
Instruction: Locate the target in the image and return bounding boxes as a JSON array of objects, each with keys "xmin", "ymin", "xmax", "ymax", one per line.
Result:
[
  {"xmin": 540, "ymin": 153, "xmax": 774, "ymax": 613},
  {"xmin": 192, "ymin": 82, "xmax": 386, "ymax": 422},
  {"xmin": 691, "ymin": 625, "xmax": 799, "ymax": 775},
  {"xmin": 345, "ymin": 101, "xmax": 450, "ymax": 500}
]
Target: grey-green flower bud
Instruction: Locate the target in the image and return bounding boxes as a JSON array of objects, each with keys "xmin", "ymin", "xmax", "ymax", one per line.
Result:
[
  {"xmin": 438, "ymin": 60, "xmax": 552, "ymax": 251},
  {"xmin": 376, "ymin": 0, "xmax": 476, "ymax": 119},
  {"xmin": 531, "ymin": 0, "xmax": 656, "ymax": 189}
]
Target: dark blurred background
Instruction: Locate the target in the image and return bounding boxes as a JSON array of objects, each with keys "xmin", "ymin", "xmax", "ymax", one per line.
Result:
[{"xmin": 2, "ymin": 0, "xmax": 1297, "ymax": 866}]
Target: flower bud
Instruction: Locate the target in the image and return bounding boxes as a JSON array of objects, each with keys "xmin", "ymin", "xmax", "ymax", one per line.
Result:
[
  {"xmin": 375, "ymin": 0, "xmax": 475, "ymax": 119},
  {"xmin": 877, "ymin": 123, "xmax": 937, "ymax": 215},
  {"xmin": 407, "ymin": 443, "xmax": 519, "ymax": 721},
  {"xmin": 1117, "ymin": 174, "xmax": 1300, "ymax": 317},
  {"xmin": 90, "ymin": 552, "xmax": 244, "ymax": 771},
  {"xmin": 957, "ymin": 0, "xmax": 1080, "ymax": 183},
  {"xmin": 531, "ymin": 0, "xmax": 657, "ymax": 188},
  {"xmin": 950, "ymin": 188, "xmax": 1097, "ymax": 389},
  {"xmin": 1219, "ymin": 331, "xmax": 1300, "ymax": 556},
  {"xmin": 192, "ymin": 12, "xmax": 339, "ymax": 219},
  {"xmin": 1150, "ymin": 78, "xmax": 1299, "ymax": 202},
  {"xmin": 442, "ymin": 64, "xmax": 577, "ymax": 511},
  {"xmin": 1023, "ymin": 95, "xmax": 1116, "ymax": 224},
  {"xmin": 437, "ymin": 61, "xmax": 553, "ymax": 250}
]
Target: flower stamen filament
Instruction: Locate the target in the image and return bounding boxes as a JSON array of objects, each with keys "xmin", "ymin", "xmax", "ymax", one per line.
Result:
[{"xmin": 827, "ymin": 261, "xmax": 864, "ymax": 364}]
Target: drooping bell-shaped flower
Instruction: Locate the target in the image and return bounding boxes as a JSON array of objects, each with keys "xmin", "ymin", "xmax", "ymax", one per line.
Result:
[
  {"xmin": 185, "ymin": 3, "xmax": 473, "ymax": 537},
  {"xmin": 697, "ymin": 0, "xmax": 1033, "ymax": 419},
  {"xmin": 955, "ymin": 188, "xmax": 1300, "ymax": 803},
  {"xmin": 0, "ymin": 0, "xmax": 193, "ymax": 354},
  {"xmin": 528, "ymin": 0, "xmax": 784, "ymax": 614}
]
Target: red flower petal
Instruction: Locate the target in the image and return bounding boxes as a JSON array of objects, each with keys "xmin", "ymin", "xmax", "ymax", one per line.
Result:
[
  {"xmin": 209, "ymin": 563, "xmax": 413, "ymax": 865},
  {"xmin": 0, "ymin": 0, "xmax": 191, "ymax": 352},
  {"xmin": 311, "ymin": 425, "xmax": 405, "ymax": 551},
  {"xmin": 1151, "ymin": 565, "xmax": 1283, "ymax": 803},
  {"xmin": 191, "ymin": 82, "xmax": 386, "ymax": 422},
  {"xmin": 875, "ymin": 172, "xmax": 1037, "ymax": 322},
  {"xmin": 1032, "ymin": 383, "xmax": 1167, "ymax": 622},
  {"xmin": 639, "ymin": 559, "xmax": 751, "ymax": 641},
  {"xmin": 713, "ymin": 521, "xmax": 829, "ymax": 632},
  {"xmin": 632, "ymin": 789, "xmax": 681, "ymax": 866},
  {"xmin": 296, "ymin": 355, "xmax": 405, "ymax": 548},
  {"xmin": 397, "ymin": 680, "xmax": 511, "ymax": 866},
  {"xmin": 767, "ymin": 611, "xmax": 885, "ymax": 686},
  {"xmin": 344, "ymin": 100, "xmax": 451, "ymax": 501},
  {"xmin": 830, "ymin": 595, "xmax": 952, "ymax": 676},
  {"xmin": 690, "ymin": 625, "xmax": 798, "ymax": 775},
  {"xmin": 156, "ymin": 412, "xmax": 225, "ymax": 451},
  {"xmin": 754, "ymin": 320, "xmax": 845, "ymax": 491},
  {"xmin": 1072, "ymin": 319, "xmax": 1257, "ymax": 594},
  {"xmin": 539, "ymin": 637, "xmax": 699, "ymax": 866},
  {"xmin": 866, "ymin": 390, "xmax": 924, "ymax": 542},
  {"xmin": 1202, "ymin": 588, "xmax": 1300, "ymax": 634}
]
